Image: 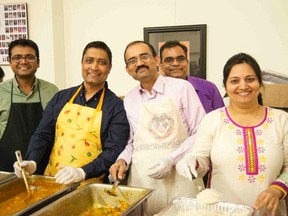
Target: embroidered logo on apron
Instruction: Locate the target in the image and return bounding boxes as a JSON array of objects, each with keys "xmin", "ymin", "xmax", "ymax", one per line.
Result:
[{"xmin": 148, "ymin": 113, "xmax": 174, "ymax": 141}]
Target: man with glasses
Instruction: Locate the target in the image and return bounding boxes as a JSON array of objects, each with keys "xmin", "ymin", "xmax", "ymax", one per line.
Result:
[
  {"xmin": 109, "ymin": 40, "xmax": 206, "ymax": 215},
  {"xmin": 0, "ymin": 39, "xmax": 58, "ymax": 172},
  {"xmin": 159, "ymin": 40, "xmax": 224, "ymax": 114},
  {"xmin": 159, "ymin": 40, "xmax": 224, "ymax": 187}
]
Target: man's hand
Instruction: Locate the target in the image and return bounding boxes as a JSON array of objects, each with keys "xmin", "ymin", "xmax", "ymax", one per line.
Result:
[
  {"xmin": 109, "ymin": 159, "xmax": 127, "ymax": 181},
  {"xmin": 146, "ymin": 156, "xmax": 174, "ymax": 179},
  {"xmin": 176, "ymin": 154, "xmax": 197, "ymax": 181},
  {"xmin": 55, "ymin": 166, "xmax": 85, "ymax": 185},
  {"xmin": 13, "ymin": 160, "xmax": 37, "ymax": 178}
]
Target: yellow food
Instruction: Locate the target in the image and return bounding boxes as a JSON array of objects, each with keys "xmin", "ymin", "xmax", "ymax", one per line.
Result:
[
  {"xmin": 0, "ymin": 178, "xmax": 64, "ymax": 216},
  {"xmin": 80, "ymin": 200, "xmax": 130, "ymax": 216}
]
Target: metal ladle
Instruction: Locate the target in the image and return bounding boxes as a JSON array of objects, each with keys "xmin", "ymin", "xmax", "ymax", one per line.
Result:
[
  {"xmin": 106, "ymin": 178, "xmax": 121, "ymax": 196},
  {"xmin": 191, "ymin": 171, "xmax": 203, "ymax": 193},
  {"xmin": 104, "ymin": 177, "xmax": 130, "ymax": 207}
]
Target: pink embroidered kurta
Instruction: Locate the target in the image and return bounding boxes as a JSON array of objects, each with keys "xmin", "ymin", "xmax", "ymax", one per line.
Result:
[{"xmin": 193, "ymin": 107, "xmax": 288, "ymax": 216}]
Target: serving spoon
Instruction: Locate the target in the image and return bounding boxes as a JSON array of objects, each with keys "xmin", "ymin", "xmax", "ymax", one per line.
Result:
[
  {"xmin": 190, "ymin": 171, "xmax": 203, "ymax": 193},
  {"xmin": 106, "ymin": 178, "xmax": 121, "ymax": 196},
  {"xmin": 15, "ymin": 150, "xmax": 30, "ymax": 193},
  {"xmin": 103, "ymin": 177, "xmax": 130, "ymax": 208}
]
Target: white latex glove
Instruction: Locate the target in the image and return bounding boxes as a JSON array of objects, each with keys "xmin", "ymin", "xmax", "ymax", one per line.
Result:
[
  {"xmin": 13, "ymin": 160, "xmax": 37, "ymax": 178},
  {"xmin": 175, "ymin": 154, "xmax": 197, "ymax": 181},
  {"xmin": 146, "ymin": 156, "xmax": 174, "ymax": 179},
  {"xmin": 55, "ymin": 166, "xmax": 86, "ymax": 185}
]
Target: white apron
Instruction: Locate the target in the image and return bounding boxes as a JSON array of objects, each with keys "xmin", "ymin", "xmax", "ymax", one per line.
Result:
[{"xmin": 128, "ymin": 81, "xmax": 202, "ymax": 216}]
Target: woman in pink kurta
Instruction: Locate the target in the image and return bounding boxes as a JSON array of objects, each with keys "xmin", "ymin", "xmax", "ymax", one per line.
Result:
[{"xmin": 176, "ymin": 53, "xmax": 288, "ymax": 216}]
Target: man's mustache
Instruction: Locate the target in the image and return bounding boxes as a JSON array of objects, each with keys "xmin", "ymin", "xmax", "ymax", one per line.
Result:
[{"xmin": 136, "ymin": 65, "xmax": 149, "ymax": 73}]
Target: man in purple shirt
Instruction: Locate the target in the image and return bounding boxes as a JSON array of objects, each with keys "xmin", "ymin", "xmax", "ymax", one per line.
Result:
[
  {"xmin": 159, "ymin": 40, "xmax": 224, "ymax": 113},
  {"xmin": 159, "ymin": 40, "xmax": 224, "ymax": 187}
]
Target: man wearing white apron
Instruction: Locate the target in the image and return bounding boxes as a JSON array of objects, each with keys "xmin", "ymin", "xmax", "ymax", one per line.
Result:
[{"xmin": 110, "ymin": 41, "xmax": 206, "ymax": 216}]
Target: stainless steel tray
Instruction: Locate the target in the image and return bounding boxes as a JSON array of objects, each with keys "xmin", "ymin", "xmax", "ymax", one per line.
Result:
[
  {"xmin": 31, "ymin": 183, "xmax": 153, "ymax": 216},
  {"xmin": 0, "ymin": 171, "xmax": 16, "ymax": 185},
  {"xmin": 156, "ymin": 197, "xmax": 254, "ymax": 216},
  {"xmin": 0, "ymin": 175, "xmax": 79, "ymax": 216}
]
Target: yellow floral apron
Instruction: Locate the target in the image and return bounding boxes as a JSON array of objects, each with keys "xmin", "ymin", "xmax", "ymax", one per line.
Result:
[{"xmin": 45, "ymin": 86, "xmax": 104, "ymax": 182}]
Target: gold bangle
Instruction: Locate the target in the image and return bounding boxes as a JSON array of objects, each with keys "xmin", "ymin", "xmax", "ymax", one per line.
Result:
[{"xmin": 270, "ymin": 185, "xmax": 287, "ymax": 200}]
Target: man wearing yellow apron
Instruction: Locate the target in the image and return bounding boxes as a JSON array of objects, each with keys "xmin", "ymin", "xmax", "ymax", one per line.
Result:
[
  {"xmin": 110, "ymin": 41, "xmax": 206, "ymax": 216},
  {"xmin": 14, "ymin": 41, "xmax": 130, "ymax": 185}
]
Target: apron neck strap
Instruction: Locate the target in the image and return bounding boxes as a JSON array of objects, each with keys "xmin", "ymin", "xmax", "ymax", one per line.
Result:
[
  {"xmin": 11, "ymin": 81, "xmax": 41, "ymax": 103},
  {"xmin": 69, "ymin": 85, "xmax": 105, "ymax": 111},
  {"xmin": 96, "ymin": 88, "xmax": 105, "ymax": 111},
  {"xmin": 69, "ymin": 86, "xmax": 82, "ymax": 103}
]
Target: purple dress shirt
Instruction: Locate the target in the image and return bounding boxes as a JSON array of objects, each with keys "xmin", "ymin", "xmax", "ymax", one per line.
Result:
[{"xmin": 187, "ymin": 76, "xmax": 224, "ymax": 113}]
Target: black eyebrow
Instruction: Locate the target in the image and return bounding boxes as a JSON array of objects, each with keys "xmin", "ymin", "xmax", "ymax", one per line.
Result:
[
  {"xmin": 164, "ymin": 55, "xmax": 185, "ymax": 59},
  {"xmin": 13, "ymin": 54, "xmax": 35, "ymax": 57},
  {"xmin": 97, "ymin": 58, "xmax": 107, "ymax": 61},
  {"xmin": 84, "ymin": 57, "xmax": 107, "ymax": 61},
  {"xmin": 140, "ymin": 53, "xmax": 150, "ymax": 56}
]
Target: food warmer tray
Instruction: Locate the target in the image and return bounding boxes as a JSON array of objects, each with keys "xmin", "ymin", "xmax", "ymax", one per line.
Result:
[
  {"xmin": 155, "ymin": 197, "xmax": 254, "ymax": 216},
  {"xmin": 0, "ymin": 171, "xmax": 16, "ymax": 185},
  {"xmin": 0, "ymin": 175, "xmax": 79, "ymax": 216},
  {"xmin": 31, "ymin": 183, "xmax": 153, "ymax": 216}
]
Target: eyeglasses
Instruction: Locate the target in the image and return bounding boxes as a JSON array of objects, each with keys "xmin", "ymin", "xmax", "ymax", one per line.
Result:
[
  {"xmin": 11, "ymin": 55, "xmax": 37, "ymax": 63},
  {"xmin": 126, "ymin": 53, "xmax": 152, "ymax": 66},
  {"xmin": 162, "ymin": 55, "xmax": 187, "ymax": 64}
]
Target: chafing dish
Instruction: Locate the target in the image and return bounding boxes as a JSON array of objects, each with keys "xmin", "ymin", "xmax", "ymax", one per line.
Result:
[
  {"xmin": 0, "ymin": 171, "xmax": 16, "ymax": 185},
  {"xmin": 0, "ymin": 175, "xmax": 79, "ymax": 216},
  {"xmin": 31, "ymin": 183, "xmax": 153, "ymax": 216}
]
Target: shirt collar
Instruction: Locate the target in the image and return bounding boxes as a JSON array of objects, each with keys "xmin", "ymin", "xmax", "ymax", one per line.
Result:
[
  {"xmin": 79, "ymin": 81, "xmax": 107, "ymax": 102},
  {"xmin": 187, "ymin": 75, "xmax": 200, "ymax": 92},
  {"xmin": 13, "ymin": 76, "xmax": 37, "ymax": 92},
  {"xmin": 138, "ymin": 73, "xmax": 165, "ymax": 95}
]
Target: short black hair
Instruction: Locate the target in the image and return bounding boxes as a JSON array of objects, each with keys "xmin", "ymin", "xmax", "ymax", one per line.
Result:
[
  {"xmin": 81, "ymin": 41, "xmax": 112, "ymax": 65},
  {"xmin": 8, "ymin": 39, "xmax": 40, "ymax": 63},
  {"xmin": 123, "ymin": 40, "xmax": 157, "ymax": 65},
  {"xmin": 159, "ymin": 40, "xmax": 188, "ymax": 61}
]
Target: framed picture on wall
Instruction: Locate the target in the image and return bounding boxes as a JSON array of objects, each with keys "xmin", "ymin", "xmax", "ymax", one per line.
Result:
[
  {"xmin": 0, "ymin": 2, "xmax": 28, "ymax": 65},
  {"xmin": 144, "ymin": 24, "xmax": 207, "ymax": 79}
]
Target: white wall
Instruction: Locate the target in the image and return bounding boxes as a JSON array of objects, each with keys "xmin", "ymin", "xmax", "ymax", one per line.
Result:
[
  {"xmin": 63, "ymin": 0, "xmax": 288, "ymax": 96},
  {"xmin": 0, "ymin": 0, "xmax": 59, "ymax": 84},
  {"xmin": 1, "ymin": 0, "xmax": 288, "ymax": 97}
]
